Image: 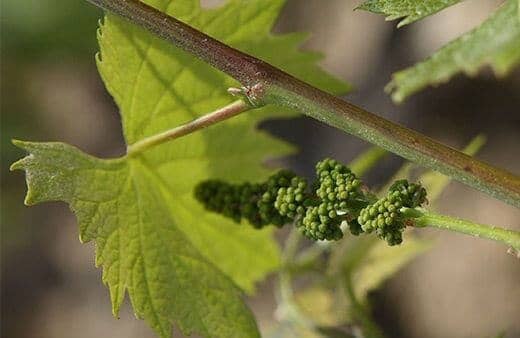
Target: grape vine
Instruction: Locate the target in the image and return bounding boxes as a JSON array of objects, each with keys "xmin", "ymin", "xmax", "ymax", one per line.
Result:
[
  {"xmin": 85, "ymin": 0, "xmax": 520, "ymax": 208},
  {"xmin": 8, "ymin": 1, "xmax": 520, "ymax": 338}
]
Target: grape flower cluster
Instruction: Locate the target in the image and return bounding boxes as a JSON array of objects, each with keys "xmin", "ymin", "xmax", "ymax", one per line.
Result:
[
  {"xmin": 194, "ymin": 170, "xmax": 297, "ymax": 228},
  {"xmin": 357, "ymin": 180, "xmax": 427, "ymax": 245},
  {"xmin": 194, "ymin": 158, "xmax": 428, "ymax": 246},
  {"xmin": 299, "ymin": 159, "xmax": 367, "ymax": 241}
]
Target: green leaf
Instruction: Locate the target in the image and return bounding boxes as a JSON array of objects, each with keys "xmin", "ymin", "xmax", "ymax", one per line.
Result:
[
  {"xmin": 357, "ymin": 0, "xmax": 461, "ymax": 27},
  {"xmin": 387, "ymin": 0, "xmax": 520, "ymax": 102},
  {"xmin": 11, "ymin": 0, "xmax": 349, "ymax": 337},
  {"xmin": 348, "ymin": 147, "xmax": 387, "ymax": 177},
  {"xmin": 11, "ymin": 140, "xmax": 259, "ymax": 337},
  {"xmin": 2, "ymin": 0, "xmax": 100, "ymax": 59},
  {"xmin": 326, "ymin": 235, "xmax": 425, "ymax": 337},
  {"xmin": 349, "ymin": 237, "xmax": 431, "ymax": 300},
  {"xmin": 337, "ymin": 236, "xmax": 430, "ymax": 301},
  {"xmin": 294, "ymin": 286, "xmax": 345, "ymax": 328}
]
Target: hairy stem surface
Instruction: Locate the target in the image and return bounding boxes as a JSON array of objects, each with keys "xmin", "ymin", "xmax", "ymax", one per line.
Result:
[{"xmin": 86, "ymin": 0, "xmax": 520, "ymax": 207}]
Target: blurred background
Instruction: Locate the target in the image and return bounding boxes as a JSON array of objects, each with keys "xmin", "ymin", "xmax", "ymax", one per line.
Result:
[{"xmin": 1, "ymin": 0, "xmax": 519, "ymax": 337}]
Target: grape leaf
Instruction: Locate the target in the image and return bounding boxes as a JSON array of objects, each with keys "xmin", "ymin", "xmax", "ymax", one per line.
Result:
[
  {"xmin": 11, "ymin": 140, "xmax": 260, "ymax": 337},
  {"xmin": 357, "ymin": 0, "xmax": 461, "ymax": 27},
  {"xmin": 295, "ymin": 286, "xmax": 346, "ymax": 328},
  {"xmin": 336, "ymin": 236, "xmax": 429, "ymax": 302},
  {"xmin": 387, "ymin": 0, "xmax": 520, "ymax": 102},
  {"xmin": 349, "ymin": 237, "xmax": 431, "ymax": 300},
  {"xmin": 11, "ymin": 0, "xmax": 349, "ymax": 337}
]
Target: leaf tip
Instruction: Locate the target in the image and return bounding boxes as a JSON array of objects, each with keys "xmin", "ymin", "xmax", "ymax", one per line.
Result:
[
  {"xmin": 10, "ymin": 140, "xmax": 31, "ymax": 172},
  {"xmin": 396, "ymin": 20, "xmax": 407, "ymax": 28},
  {"xmin": 11, "ymin": 138, "xmax": 27, "ymax": 149},
  {"xmin": 391, "ymin": 92, "xmax": 405, "ymax": 104},
  {"xmin": 95, "ymin": 52, "xmax": 103, "ymax": 65},
  {"xmin": 111, "ymin": 300, "xmax": 122, "ymax": 319},
  {"xmin": 23, "ymin": 192, "xmax": 38, "ymax": 207},
  {"xmin": 384, "ymin": 81, "xmax": 405, "ymax": 104},
  {"xmin": 472, "ymin": 134, "xmax": 487, "ymax": 147},
  {"xmin": 9, "ymin": 159, "xmax": 23, "ymax": 172},
  {"xmin": 11, "ymin": 139, "xmax": 44, "ymax": 153}
]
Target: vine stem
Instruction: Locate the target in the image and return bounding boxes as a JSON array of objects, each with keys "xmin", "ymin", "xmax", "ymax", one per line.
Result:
[
  {"xmin": 407, "ymin": 209, "xmax": 520, "ymax": 250},
  {"xmin": 85, "ymin": 0, "xmax": 520, "ymax": 207},
  {"xmin": 127, "ymin": 100, "xmax": 250, "ymax": 156}
]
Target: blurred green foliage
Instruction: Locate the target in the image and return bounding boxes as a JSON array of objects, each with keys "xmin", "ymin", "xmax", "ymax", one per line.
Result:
[
  {"xmin": 1, "ymin": 0, "xmax": 101, "ymax": 255},
  {"xmin": 2, "ymin": 0, "xmax": 101, "ymax": 59},
  {"xmin": 1, "ymin": 0, "xmax": 101, "ymax": 164}
]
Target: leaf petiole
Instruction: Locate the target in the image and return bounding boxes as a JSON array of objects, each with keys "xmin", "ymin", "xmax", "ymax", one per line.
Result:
[{"xmin": 127, "ymin": 99, "xmax": 252, "ymax": 156}]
